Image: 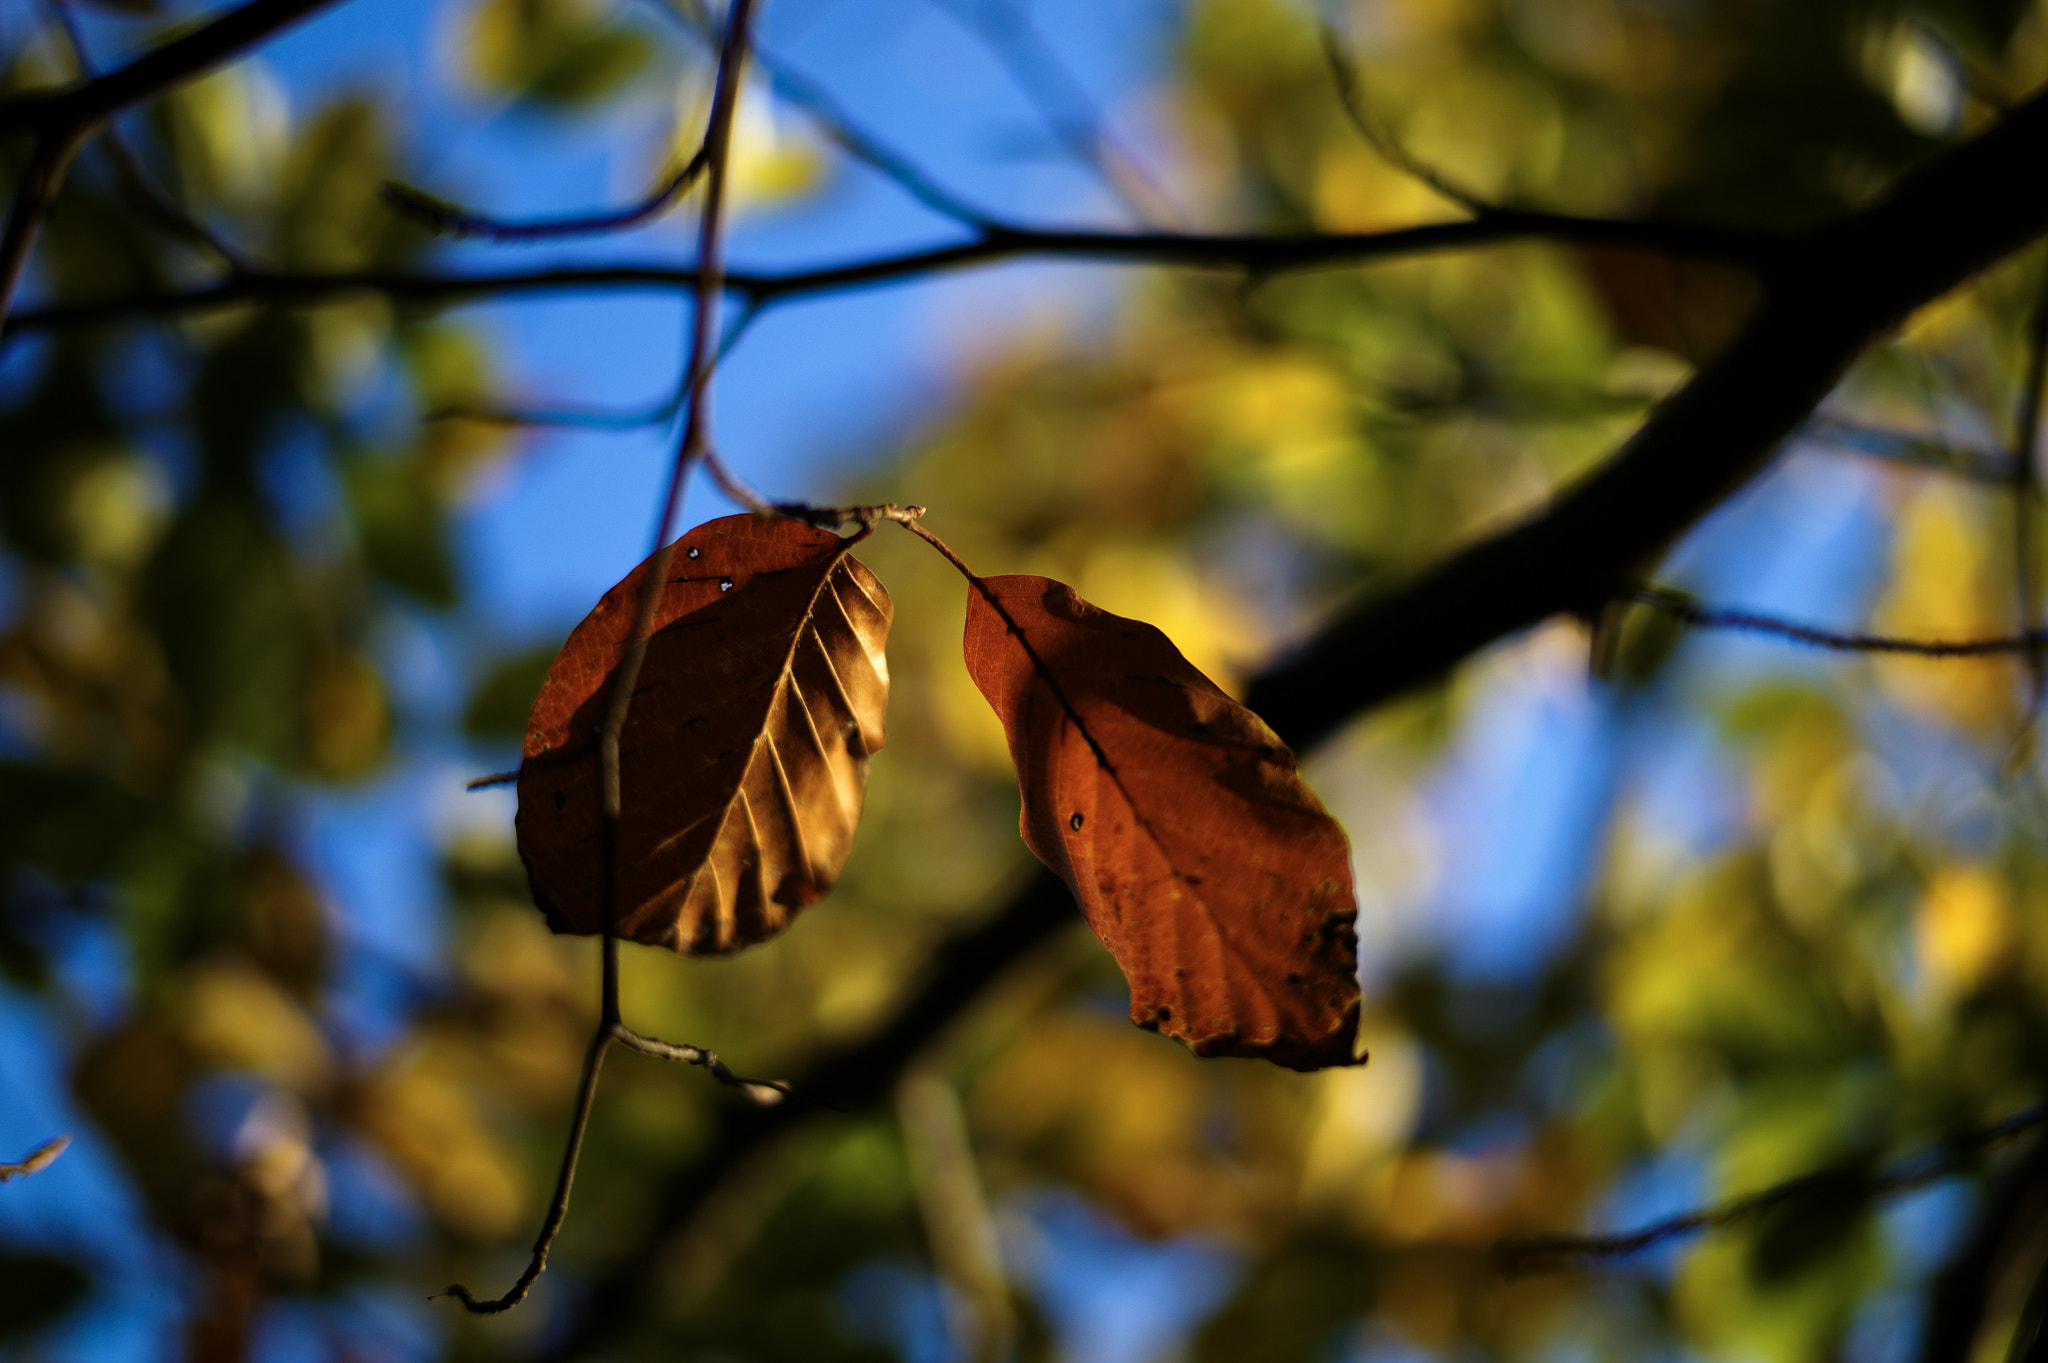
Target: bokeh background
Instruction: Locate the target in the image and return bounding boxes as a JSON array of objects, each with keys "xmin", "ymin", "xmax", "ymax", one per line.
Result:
[{"xmin": 5, "ymin": 0, "xmax": 2048, "ymax": 1359}]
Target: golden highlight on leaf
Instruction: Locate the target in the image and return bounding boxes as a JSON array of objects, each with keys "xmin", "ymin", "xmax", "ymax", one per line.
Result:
[
  {"xmin": 960, "ymin": 574, "xmax": 1361, "ymax": 1071},
  {"xmin": 517, "ymin": 514, "xmax": 892, "ymax": 953}
]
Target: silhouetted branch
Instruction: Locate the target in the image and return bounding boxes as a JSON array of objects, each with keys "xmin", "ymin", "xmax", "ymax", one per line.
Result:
[
  {"xmin": 437, "ymin": 1027, "xmax": 611, "ymax": 1312},
  {"xmin": 41, "ymin": 0, "xmax": 251, "ymax": 269},
  {"xmin": 1622, "ymin": 584, "xmax": 2048, "ymax": 657},
  {"xmin": 0, "ymin": 0, "xmax": 346, "ymax": 327},
  {"xmin": 1320, "ymin": 24, "xmax": 1489, "ymax": 216},
  {"xmin": 641, "ymin": 0, "xmax": 997, "ymax": 227},
  {"xmin": 381, "ymin": 147, "xmax": 709, "ymax": 244},
  {"xmin": 2, "ymin": 214, "xmax": 1791, "ymax": 342},
  {"xmin": 1804, "ymin": 414, "xmax": 2013, "ymax": 482},
  {"xmin": 931, "ymin": 0, "xmax": 1180, "ymax": 225},
  {"xmin": 2010, "ymin": 265, "xmax": 2048, "ymax": 703},
  {"xmin": 0, "ymin": 0, "xmax": 350, "ymax": 138},
  {"xmin": 1497, "ymin": 1106, "xmax": 2048, "ymax": 1274}
]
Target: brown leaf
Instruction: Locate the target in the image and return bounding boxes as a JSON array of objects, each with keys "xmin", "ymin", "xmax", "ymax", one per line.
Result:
[
  {"xmin": 517, "ymin": 514, "xmax": 892, "ymax": 952},
  {"xmin": 961, "ymin": 574, "xmax": 1361, "ymax": 1070}
]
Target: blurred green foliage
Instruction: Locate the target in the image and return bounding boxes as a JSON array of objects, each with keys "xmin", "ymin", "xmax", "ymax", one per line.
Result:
[{"xmin": 8, "ymin": 0, "xmax": 2048, "ymax": 1361}]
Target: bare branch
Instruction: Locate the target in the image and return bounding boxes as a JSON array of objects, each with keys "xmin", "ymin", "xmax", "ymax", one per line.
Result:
[
  {"xmin": 0, "ymin": 0, "xmax": 351, "ymax": 138},
  {"xmin": 2009, "ymin": 262, "xmax": 2048, "ymax": 703},
  {"xmin": 613, "ymin": 1025, "xmax": 788, "ymax": 1105},
  {"xmin": 1319, "ymin": 24, "xmax": 1489, "ymax": 216},
  {"xmin": 1804, "ymin": 413, "xmax": 2014, "ymax": 482},
  {"xmin": 3, "ymin": 213, "xmax": 1791, "ymax": 342},
  {"xmin": 0, "ymin": 130, "xmax": 84, "ymax": 324},
  {"xmin": 640, "ymin": 0, "xmax": 999, "ymax": 227},
  {"xmin": 41, "ymin": 0, "xmax": 251, "ymax": 269},
  {"xmin": 0, "ymin": 0, "xmax": 346, "ymax": 328},
  {"xmin": 1622, "ymin": 583, "xmax": 2048, "ymax": 657},
  {"xmin": 1497, "ymin": 1106, "xmax": 2048, "ymax": 1274},
  {"xmin": 437, "ymin": 1029, "xmax": 610, "ymax": 1312},
  {"xmin": 381, "ymin": 146, "xmax": 708, "ymax": 244},
  {"xmin": 929, "ymin": 0, "xmax": 1181, "ymax": 226}
]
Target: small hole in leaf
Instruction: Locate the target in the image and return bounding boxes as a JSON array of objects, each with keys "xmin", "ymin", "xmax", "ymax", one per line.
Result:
[
  {"xmin": 1069, "ymin": 812, "xmax": 1084, "ymax": 831},
  {"xmin": 719, "ymin": 577, "xmax": 734, "ymax": 592},
  {"xmin": 687, "ymin": 546, "xmax": 701, "ymax": 560}
]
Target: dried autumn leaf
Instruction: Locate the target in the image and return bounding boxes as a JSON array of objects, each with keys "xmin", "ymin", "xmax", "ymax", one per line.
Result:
[
  {"xmin": 961, "ymin": 574, "xmax": 1361, "ymax": 1071},
  {"xmin": 517, "ymin": 514, "xmax": 891, "ymax": 952}
]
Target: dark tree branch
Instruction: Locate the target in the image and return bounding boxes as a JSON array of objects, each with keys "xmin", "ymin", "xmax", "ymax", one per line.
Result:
[
  {"xmin": 0, "ymin": 0, "xmax": 346, "ymax": 327},
  {"xmin": 0, "ymin": 0, "xmax": 351, "ymax": 138},
  {"xmin": 1, "ymin": 213, "xmax": 1790, "ymax": 342},
  {"xmin": 1496, "ymin": 1106, "xmax": 2048, "ymax": 1274},
  {"xmin": 0, "ymin": 130, "xmax": 83, "ymax": 323},
  {"xmin": 41, "ymin": 0, "xmax": 251, "ymax": 269}
]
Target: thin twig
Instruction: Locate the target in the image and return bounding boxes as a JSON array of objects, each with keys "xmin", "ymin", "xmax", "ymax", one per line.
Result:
[
  {"xmin": 930, "ymin": 0, "xmax": 1180, "ymax": 226},
  {"xmin": 2009, "ymin": 263, "xmax": 2048, "ymax": 708},
  {"xmin": 0, "ymin": 1134, "xmax": 70, "ymax": 1181},
  {"xmin": 40, "ymin": 0, "xmax": 250, "ymax": 270},
  {"xmin": 0, "ymin": 0, "xmax": 351, "ymax": 139},
  {"xmin": 381, "ymin": 147, "xmax": 709, "ymax": 244},
  {"xmin": 1498, "ymin": 1106, "xmax": 2048, "ymax": 1273},
  {"xmin": 1623, "ymin": 583, "xmax": 2048, "ymax": 657},
  {"xmin": 613, "ymin": 1026, "xmax": 788, "ymax": 1105},
  {"xmin": 1319, "ymin": 25, "xmax": 1489, "ymax": 217},
  {"xmin": 1803, "ymin": 413, "xmax": 2013, "ymax": 482},
  {"xmin": 429, "ymin": 296, "xmax": 766, "ymax": 434},
  {"xmin": 437, "ymin": 1028, "xmax": 611, "ymax": 1311},
  {"xmin": 641, "ymin": 0, "xmax": 998, "ymax": 228},
  {"xmin": 439, "ymin": 0, "xmax": 760, "ymax": 1317},
  {"xmin": 0, "ymin": 129, "xmax": 83, "ymax": 326}
]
